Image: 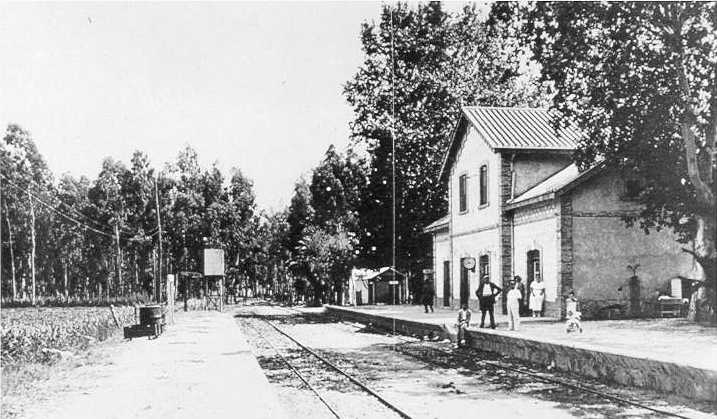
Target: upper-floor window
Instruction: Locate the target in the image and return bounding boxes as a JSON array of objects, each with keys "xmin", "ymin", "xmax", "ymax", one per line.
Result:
[
  {"xmin": 479, "ymin": 165, "xmax": 488, "ymax": 206},
  {"xmin": 459, "ymin": 174, "xmax": 467, "ymax": 213}
]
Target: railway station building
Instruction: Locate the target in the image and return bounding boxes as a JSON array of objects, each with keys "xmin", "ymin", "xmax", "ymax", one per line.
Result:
[{"xmin": 424, "ymin": 106, "xmax": 699, "ymax": 319}]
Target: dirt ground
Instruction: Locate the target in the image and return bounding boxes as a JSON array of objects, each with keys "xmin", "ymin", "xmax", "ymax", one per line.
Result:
[
  {"xmin": 3, "ymin": 303, "xmax": 714, "ymax": 419},
  {"xmin": 238, "ymin": 304, "xmax": 716, "ymax": 419}
]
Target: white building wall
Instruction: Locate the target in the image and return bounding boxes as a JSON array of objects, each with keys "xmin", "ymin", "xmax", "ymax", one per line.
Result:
[
  {"xmin": 449, "ymin": 126, "xmax": 502, "ymax": 236},
  {"xmin": 451, "ymin": 227, "xmax": 500, "ymax": 308},
  {"xmin": 513, "ymin": 202, "xmax": 561, "ymax": 304},
  {"xmin": 433, "ymin": 231, "xmax": 451, "ymax": 304}
]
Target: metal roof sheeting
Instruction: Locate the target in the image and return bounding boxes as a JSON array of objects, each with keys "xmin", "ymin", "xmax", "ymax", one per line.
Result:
[
  {"xmin": 462, "ymin": 106, "xmax": 581, "ymax": 150},
  {"xmin": 438, "ymin": 107, "xmax": 581, "ymax": 183}
]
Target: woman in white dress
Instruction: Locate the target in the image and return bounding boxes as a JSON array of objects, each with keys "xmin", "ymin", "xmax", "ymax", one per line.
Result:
[{"xmin": 529, "ymin": 277, "xmax": 545, "ymax": 317}]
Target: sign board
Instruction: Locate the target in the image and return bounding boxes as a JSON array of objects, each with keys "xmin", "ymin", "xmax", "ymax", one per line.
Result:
[
  {"xmin": 203, "ymin": 248, "xmax": 225, "ymax": 276},
  {"xmin": 388, "ymin": 280, "xmax": 399, "ymax": 285}
]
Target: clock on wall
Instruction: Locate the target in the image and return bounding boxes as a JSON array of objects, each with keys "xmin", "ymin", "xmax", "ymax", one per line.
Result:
[{"xmin": 462, "ymin": 257, "xmax": 476, "ymax": 271}]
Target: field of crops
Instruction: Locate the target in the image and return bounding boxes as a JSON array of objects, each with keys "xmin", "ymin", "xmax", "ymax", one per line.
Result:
[{"xmin": 1, "ymin": 306, "xmax": 135, "ymax": 365}]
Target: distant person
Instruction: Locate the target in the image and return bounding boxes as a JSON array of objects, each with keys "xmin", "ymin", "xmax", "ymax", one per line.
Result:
[
  {"xmin": 565, "ymin": 290, "xmax": 583, "ymax": 333},
  {"xmin": 514, "ymin": 275, "xmax": 526, "ymax": 316},
  {"xmin": 423, "ymin": 280, "xmax": 435, "ymax": 313},
  {"xmin": 506, "ymin": 281, "xmax": 522, "ymax": 331},
  {"xmin": 455, "ymin": 303, "xmax": 471, "ymax": 347},
  {"xmin": 475, "ymin": 275, "xmax": 502, "ymax": 329},
  {"xmin": 530, "ymin": 276, "xmax": 546, "ymax": 317}
]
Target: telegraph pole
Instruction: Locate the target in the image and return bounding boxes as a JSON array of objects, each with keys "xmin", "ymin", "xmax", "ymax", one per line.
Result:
[
  {"xmin": 155, "ymin": 177, "xmax": 163, "ymax": 303},
  {"xmin": 390, "ymin": 6, "xmax": 396, "ymax": 277}
]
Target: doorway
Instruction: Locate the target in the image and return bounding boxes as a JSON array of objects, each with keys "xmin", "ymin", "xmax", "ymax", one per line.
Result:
[
  {"xmin": 443, "ymin": 261, "xmax": 451, "ymax": 307},
  {"xmin": 526, "ymin": 250, "xmax": 541, "ymax": 308},
  {"xmin": 460, "ymin": 258, "xmax": 469, "ymax": 306}
]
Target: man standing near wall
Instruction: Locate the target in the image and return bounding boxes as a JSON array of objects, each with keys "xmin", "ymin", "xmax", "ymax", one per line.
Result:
[{"xmin": 476, "ymin": 275, "xmax": 502, "ymax": 328}]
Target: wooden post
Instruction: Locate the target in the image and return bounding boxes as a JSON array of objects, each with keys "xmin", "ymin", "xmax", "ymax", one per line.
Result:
[
  {"xmin": 166, "ymin": 274, "xmax": 175, "ymax": 324},
  {"xmin": 154, "ymin": 179, "xmax": 163, "ymax": 303},
  {"xmin": 109, "ymin": 304, "xmax": 121, "ymax": 328},
  {"xmin": 115, "ymin": 222, "xmax": 122, "ymax": 297}
]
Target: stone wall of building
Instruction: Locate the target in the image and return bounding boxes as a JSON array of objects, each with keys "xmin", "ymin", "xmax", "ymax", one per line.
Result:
[
  {"xmin": 570, "ymin": 171, "xmax": 696, "ymax": 318},
  {"xmin": 512, "ymin": 153, "xmax": 572, "ymax": 196}
]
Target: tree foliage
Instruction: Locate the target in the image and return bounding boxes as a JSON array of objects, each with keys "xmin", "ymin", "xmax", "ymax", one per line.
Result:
[
  {"xmin": 344, "ymin": 2, "xmax": 546, "ymax": 280},
  {"xmin": 514, "ymin": 2, "xmax": 716, "ymax": 319}
]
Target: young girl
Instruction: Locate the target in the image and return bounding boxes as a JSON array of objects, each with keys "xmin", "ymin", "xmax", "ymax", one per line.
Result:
[
  {"xmin": 565, "ymin": 290, "xmax": 583, "ymax": 333},
  {"xmin": 506, "ymin": 281, "xmax": 522, "ymax": 331}
]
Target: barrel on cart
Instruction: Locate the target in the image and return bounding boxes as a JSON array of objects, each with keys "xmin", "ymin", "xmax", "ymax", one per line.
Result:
[{"xmin": 124, "ymin": 304, "xmax": 166, "ymax": 340}]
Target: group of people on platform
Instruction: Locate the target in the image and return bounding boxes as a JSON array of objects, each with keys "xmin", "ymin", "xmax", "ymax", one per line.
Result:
[{"xmin": 452, "ymin": 274, "xmax": 581, "ymax": 347}]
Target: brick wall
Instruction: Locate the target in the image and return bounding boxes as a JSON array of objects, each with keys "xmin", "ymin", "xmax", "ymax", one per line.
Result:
[
  {"xmin": 500, "ymin": 154, "xmax": 513, "ymax": 314},
  {"xmin": 559, "ymin": 196, "xmax": 573, "ymax": 319}
]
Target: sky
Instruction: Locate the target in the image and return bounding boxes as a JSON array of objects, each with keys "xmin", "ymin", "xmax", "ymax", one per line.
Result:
[{"xmin": 0, "ymin": 2, "xmax": 393, "ymax": 211}]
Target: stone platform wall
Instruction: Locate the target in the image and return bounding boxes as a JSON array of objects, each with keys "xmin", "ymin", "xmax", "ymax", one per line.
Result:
[{"xmin": 326, "ymin": 306, "xmax": 717, "ymax": 403}]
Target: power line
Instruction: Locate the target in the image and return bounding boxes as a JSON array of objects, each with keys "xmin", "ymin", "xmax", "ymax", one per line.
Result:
[
  {"xmin": 1, "ymin": 174, "xmax": 158, "ymax": 242},
  {"xmin": 14, "ymin": 173, "xmax": 145, "ymax": 236}
]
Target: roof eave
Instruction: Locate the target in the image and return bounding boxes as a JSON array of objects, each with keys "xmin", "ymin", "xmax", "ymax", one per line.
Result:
[
  {"xmin": 505, "ymin": 192, "xmax": 556, "ymax": 211},
  {"xmin": 423, "ymin": 223, "xmax": 449, "ymax": 234},
  {"xmin": 494, "ymin": 147, "xmax": 575, "ymax": 153}
]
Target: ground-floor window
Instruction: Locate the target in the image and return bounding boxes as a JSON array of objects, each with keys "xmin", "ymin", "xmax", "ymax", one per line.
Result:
[
  {"xmin": 479, "ymin": 254, "xmax": 490, "ymax": 279},
  {"xmin": 443, "ymin": 261, "xmax": 450, "ymax": 307}
]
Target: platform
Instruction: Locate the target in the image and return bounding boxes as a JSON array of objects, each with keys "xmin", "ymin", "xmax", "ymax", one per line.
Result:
[
  {"xmin": 326, "ymin": 304, "xmax": 717, "ymax": 402},
  {"xmin": 20, "ymin": 310, "xmax": 287, "ymax": 419}
]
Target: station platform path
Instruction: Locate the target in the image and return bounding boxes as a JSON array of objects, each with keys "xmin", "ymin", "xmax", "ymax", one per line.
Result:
[{"xmin": 20, "ymin": 309, "xmax": 286, "ymax": 419}]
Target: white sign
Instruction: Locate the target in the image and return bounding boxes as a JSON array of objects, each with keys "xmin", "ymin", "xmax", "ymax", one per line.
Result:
[
  {"xmin": 388, "ymin": 280, "xmax": 399, "ymax": 285},
  {"xmin": 203, "ymin": 248, "xmax": 225, "ymax": 276}
]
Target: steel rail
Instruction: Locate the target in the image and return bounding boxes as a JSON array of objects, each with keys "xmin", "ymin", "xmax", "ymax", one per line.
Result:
[
  {"xmin": 253, "ymin": 303, "xmax": 698, "ymax": 419},
  {"xmin": 244, "ymin": 320, "xmax": 342, "ymax": 419},
  {"xmin": 260, "ymin": 317, "xmax": 414, "ymax": 419},
  {"xmin": 394, "ymin": 340, "xmax": 697, "ymax": 419}
]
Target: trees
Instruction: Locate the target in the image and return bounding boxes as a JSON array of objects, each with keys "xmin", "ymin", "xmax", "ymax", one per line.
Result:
[
  {"xmin": 518, "ymin": 2, "xmax": 716, "ymax": 320},
  {"xmin": 1, "ymin": 130, "xmax": 263, "ymax": 306},
  {"xmin": 284, "ymin": 146, "xmax": 364, "ymax": 305},
  {"xmin": 344, "ymin": 3, "xmax": 546, "ymax": 283}
]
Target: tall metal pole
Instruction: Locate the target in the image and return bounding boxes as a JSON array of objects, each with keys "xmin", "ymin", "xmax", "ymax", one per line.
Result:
[
  {"xmin": 390, "ymin": 5, "xmax": 396, "ymax": 277},
  {"xmin": 155, "ymin": 177, "xmax": 163, "ymax": 303}
]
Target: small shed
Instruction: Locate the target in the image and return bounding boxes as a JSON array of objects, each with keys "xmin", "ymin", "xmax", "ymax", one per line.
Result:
[
  {"xmin": 366, "ymin": 267, "xmax": 407, "ymax": 305},
  {"xmin": 347, "ymin": 268, "xmax": 376, "ymax": 305}
]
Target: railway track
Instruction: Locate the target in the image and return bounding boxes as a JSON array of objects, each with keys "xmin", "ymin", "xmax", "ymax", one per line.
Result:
[
  {"xmin": 243, "ymin": 302, "xmax": 704, "ymax": 419},
  {"xmin": 242, "ymin": 308, "xmax": 414, "ymax": 419}
]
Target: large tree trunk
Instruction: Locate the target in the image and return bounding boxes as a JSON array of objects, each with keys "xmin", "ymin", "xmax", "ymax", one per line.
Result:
[
  {"xmin": 115, "ymin": 223, "xmax": 122, "ymax": 297},
  {"xmin": 686, "ymin": 214, "xmax": 716, "ymax": 322},
  {"xmin": 63, "ymin": 261, "xmax": 68, "ymax": 300},
  {"xmin": 4, "ymin": 201, "xmax": 16, "ymax": 301},
  {"xmin": 29, "ymin": 193, "xmax": 36, "ymax": 305}
]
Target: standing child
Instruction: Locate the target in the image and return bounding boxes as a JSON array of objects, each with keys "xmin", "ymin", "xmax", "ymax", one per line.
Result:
[
  {"xmin": 456, "ymin": 303, "xmax": 472, "ymax": 347},
  {"xmin": 565, "ymin": 290, "xmax": 583, "ymax": 333},
  {"xmin": 506, "ymin": 281, "xmax": 522, "ymax": 331}
]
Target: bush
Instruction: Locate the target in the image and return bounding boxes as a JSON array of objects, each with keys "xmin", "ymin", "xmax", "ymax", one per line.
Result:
[{"xmin": 1, "ymin": 306, "xmax": 135, "ymax": 365}]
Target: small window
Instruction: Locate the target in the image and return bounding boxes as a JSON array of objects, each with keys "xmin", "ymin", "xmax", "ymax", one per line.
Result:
[
  {"xmin": 459, "ymin": 174, "xmax": 467, "ymax": 212},
  {"xmin": 479, "ymin": 165, "xmax": 488, "ymax": 206},
  {"xmin": 479, "ymin": 254, "xmax": 490, "ymax": 279}
]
